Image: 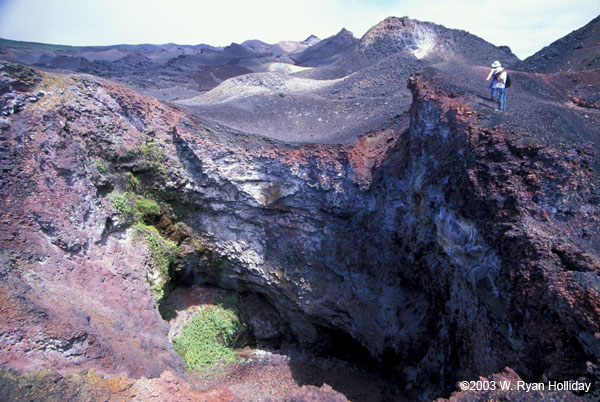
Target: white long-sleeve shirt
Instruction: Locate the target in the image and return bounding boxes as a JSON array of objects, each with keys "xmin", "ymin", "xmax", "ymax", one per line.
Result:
[{"xmin": 486, "ymin": 67, "xmax": 502, "ymax": 80}]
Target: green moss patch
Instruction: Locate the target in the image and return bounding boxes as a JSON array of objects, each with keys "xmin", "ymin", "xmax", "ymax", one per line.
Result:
[
  {"xmin": 110, "ymin": 191, "xmax": 161, "ymax": 223},
  {"xmin": 173, "ymin": 305, "xmax": 244, "ymax": 373},
  {"xmin": 125, "ymin": 172, "xmax": 140, "ymax": 192},
  {"xmin": 109, "ymin": 189, "xmax": 177, "ymax": 303},
  {"xmin": 134, "ymin": 196, "xmax": 161, "ymax": 221}
]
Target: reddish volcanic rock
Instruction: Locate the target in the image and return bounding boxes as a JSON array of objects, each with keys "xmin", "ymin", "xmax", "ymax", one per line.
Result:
[
  {"xmin": 0, "ymin": 63, "xmax": 184, "ymax": 377},
  {"xmin": 286, "ymin": 384, "xmax": 349, "ymax": 402},
  {"xmin": 0, "ymin": 367, "xmax": 237, "ymax": 401}
]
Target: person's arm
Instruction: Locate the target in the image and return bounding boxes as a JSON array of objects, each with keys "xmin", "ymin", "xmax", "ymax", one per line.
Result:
[
  {"xmin": 499, "ymin": 71, "xmax": 507, "ymax": 84},
  {"xmin": 486, "ymin": 69, "xmax": 494, "ymax": 80}
]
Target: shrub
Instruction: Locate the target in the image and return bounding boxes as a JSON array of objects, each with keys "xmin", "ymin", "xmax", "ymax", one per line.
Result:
[
  {"xmin": 125, "ymin": 172, "xmax": 140, "ymax": 192},
  {"xmin": 172, "ymin": 306, "xmax": 243, "ymax": 373},
  {"xmin": 138, "ymin": 141, "xmax": 164, "ymax": 162},
  {"xmin": 111, "ymin": 190, "xmax": 171, "ymax": 301},
  {"xmin": 137, "ymin": 141, "xmax": 167, "ymax": 179},
  {"xmin": 111, "ymin": 192, "xmax": 161, "ymax": 223},
  {"xmin": 111, "ymin": 192, "xmax": 133, "ymax": 223}
]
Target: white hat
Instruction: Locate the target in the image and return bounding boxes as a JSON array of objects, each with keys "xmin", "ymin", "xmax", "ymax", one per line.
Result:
[{"xmin": 491, "ymin": 61, "xmax": 501, "ymax": 68}]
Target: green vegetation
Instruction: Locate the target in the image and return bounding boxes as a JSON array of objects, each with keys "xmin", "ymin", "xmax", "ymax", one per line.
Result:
[
  {"xmin": 137, "ymin": 141, "xmax": 167, "ymax": 179},
  {"xmin": 111, "ymin": 192, "xmax": 134, "ymax": 223},
  {"xmin": 125, "ymin": 172, "xmax": 140, "ymax": 192},
  {"xmin": 110, "ymin": 191, "xmax": 161, "ymax": 223},
  {"xmin": 138, "ymin": 141, "xmax": 164, "ymax": 161},
  {"xmin": 135, "ymin": 223, "xmax": 178, "ymax": 303},
  {"xmin": 110, "ymin": 189, "xmax": 174, "ymax": 302},
  {"xmin": 134, "ymin": 196, "xmax": 161, "ymax": 221},
  {"xmin": 95, "ymin": 160, "xmax": 107, "ymax": 174},
  {"xmin": 172, "ymin": 306, "xmax": 243, "ymax": 373}
]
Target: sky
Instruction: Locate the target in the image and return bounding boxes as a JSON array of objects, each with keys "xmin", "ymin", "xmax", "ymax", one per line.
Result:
[{"xmin": 0, "ymin": 0, "xmax": 599, "ymax": 59}]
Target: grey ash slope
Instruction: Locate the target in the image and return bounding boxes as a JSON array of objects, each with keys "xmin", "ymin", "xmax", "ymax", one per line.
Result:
[
  {"xmin": 290, "ymin": 28, "xmax": 359, "ymax": 67},
  {"xmin": 175, "ymin": 16, "xmax": 519, "ymax": 144},
  {"xmin": 517, "ymin": 14, "xmax": 600, "ymax": 73},
  {"xmin": 0, "ymin": 41, "xmax": 251, "ymax": 101},
  {"xmin": 359, "ymin": 16, "xmax": 518, "ymax": 63},
  {"xmin": 0, "ymin": 37, "xmax": 317, "ymax": 101}
]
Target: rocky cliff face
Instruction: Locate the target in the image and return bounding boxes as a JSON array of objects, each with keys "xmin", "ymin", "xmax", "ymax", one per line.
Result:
[
  {"xmin": 0, "ymin": 63, "xmax": 184, "ymax": 379},
  {"xmin": 2, "ymin": 55, "xmax": 600, "ymax": 400},
  {"xmin": 399, "ymin": 72, "xmax": 600, "ymax": 392}
]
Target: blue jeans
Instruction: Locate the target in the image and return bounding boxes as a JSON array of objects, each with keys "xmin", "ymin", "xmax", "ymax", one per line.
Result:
[
  {"xmin": 489, "ymin": 80, "xmax": 498, "ymax": 98},
  {"xmin": 497, "ymin": 87, "xmax": 506, "ymax": 110}
]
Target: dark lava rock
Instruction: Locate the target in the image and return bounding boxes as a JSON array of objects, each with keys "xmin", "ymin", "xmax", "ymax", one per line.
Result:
[
  {"xmin": 35, "ymin": 54, "xmax": 95, "ymax": 73},
  {"xmin": 0, "ymin": 62, "xmax": 41, "ymax": 92},
  {"xmin": 2, "ymin": 58, "xmax": 599, "ymax": 400}
]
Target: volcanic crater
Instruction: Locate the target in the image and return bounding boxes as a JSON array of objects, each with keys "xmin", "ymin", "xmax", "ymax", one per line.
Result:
[{"xmin": 1, "ymin": 14, "xmax": 600, "ymax": 402}]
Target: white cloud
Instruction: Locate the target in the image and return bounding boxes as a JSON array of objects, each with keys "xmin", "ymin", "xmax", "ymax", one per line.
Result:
[{"xmin": 0, "ymin": 0, "xmax": 598, "ymax": 59}]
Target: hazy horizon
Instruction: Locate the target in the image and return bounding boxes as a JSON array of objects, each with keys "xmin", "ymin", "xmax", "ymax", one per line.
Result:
[{"xmin": 0, "ymin": 0, "xmax": 599, "ymax": 59}]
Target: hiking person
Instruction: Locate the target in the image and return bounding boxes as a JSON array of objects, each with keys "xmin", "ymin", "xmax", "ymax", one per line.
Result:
[
  {"xmin": 486, "ymin": 60, "xmax": 502, "ymax": 100},
  {"xmin": 492, "ymin": 66, "xmax": 508, "ymax": 111}
]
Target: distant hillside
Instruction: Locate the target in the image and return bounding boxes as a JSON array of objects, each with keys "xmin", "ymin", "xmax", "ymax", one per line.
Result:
[
  {"xmin": 517, "ymin": 14, "xmax": 600, "ymax": 73},
  {"xmin": 0, "ymin": 37, "xmax": 86, "ymax": 51},
  {"xmin": 243, "ymin": 35, "xmax": 321, "ymax": 57},
  {"xmin": 299, "ymin": 16, "xmax": 519, "ymax": 79},
  {"xmin": 291, "ymin": 28, "xmax": 358, "ymax": 67},
  {"xmin": 0, "ymin": 38, "xmax": 217, "ymax": 53}
]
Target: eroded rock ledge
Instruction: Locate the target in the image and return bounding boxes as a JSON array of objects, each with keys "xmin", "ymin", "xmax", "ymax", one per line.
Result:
[{"xmin": 1, "ymin": 62, "xmax": 599, "ymax": 400}]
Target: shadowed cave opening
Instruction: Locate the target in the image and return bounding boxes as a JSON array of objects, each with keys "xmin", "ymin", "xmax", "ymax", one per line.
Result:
[
  {"xmin": 164, "ymin": 260, "xmax": 405, "ymax": 400},
  {"xmin": 167, "ymin": 267, "xmax": 381, "ymax": 365}
]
